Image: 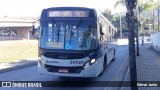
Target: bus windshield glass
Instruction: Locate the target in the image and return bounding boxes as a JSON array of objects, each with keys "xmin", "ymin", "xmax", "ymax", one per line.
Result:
[{"xmin": 40, "ymin": 20, "xmax": 97, "ymax": 50}]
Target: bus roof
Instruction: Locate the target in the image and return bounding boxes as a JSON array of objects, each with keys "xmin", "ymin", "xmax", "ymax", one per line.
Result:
[
  {"xmin": 41, "ymin": 7, "xmax": 97, "ymax": 18},
  {"xmin": 43, "ymin": 7, "xmax": 95, "ymax": 11}
]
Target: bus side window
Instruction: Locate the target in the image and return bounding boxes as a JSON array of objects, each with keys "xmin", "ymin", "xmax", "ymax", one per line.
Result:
[{"xmin": 100, "ymin": 24, "xmax": 104, "ymax": 41}]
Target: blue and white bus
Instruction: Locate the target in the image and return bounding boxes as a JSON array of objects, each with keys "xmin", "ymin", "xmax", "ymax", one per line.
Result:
[{"xmin": 37, "ymin": 7, "xmax": 117, "ymax": 77}]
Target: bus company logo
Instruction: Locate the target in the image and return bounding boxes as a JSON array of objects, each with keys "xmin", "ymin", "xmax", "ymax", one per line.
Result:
[
  {"xmin": 46, "ymin": 60, "xmax": 59, "ymax": 64},
  {"xmin": 2, "ymin": 82, "xmax": 11, "ymax": 87}
]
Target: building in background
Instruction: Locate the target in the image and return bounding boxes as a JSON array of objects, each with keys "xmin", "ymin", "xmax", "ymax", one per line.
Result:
[{"xmin": 0, "ymin": 17, "xmax": 39, "ymax": 40}]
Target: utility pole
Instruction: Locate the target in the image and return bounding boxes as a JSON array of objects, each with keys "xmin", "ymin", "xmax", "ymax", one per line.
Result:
[
  {"xmin": 152, "ymin": 10, "xmax": 154, "ymax": 32},
  {"xmin": 120, "ymin": 13, "xmax": 122, "ymax": 38},
  {"xmin": 125, "ymin": 0, "xmax": 138, "ymax": 90},
  {"xmin": 151, "ymin": 0, "xmax": 155, "ymax": 32},
  {"xmin": 158, "ymin": 0, "xmax": 159, "ymax": 31}
]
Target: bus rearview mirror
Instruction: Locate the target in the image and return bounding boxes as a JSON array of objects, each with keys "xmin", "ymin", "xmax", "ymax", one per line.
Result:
[{"xmin": 32, "ymin": 24, "xmax": 39, "ymax": 39}]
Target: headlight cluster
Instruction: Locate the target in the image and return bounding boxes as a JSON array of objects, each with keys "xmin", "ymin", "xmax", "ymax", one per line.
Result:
[
  {"xmin": 83, "ymin": 51, "xmax": 98, "ymax": 69},
  {"xmin": 84, "ymin": 58, "xmax": 96, "ymax": 69}
]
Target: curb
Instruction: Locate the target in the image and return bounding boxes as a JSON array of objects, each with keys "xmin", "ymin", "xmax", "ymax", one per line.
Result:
[
  {"xmin": 0, "ymin": 61, "xmax": 37, "ymax": 74},
  {"xmin": 104, "ymin": 55, "xmax": 130, "ymax": 90},
  {"xmin": 120, "ymin": 67, "xmax": 130, "ymax": 90}
]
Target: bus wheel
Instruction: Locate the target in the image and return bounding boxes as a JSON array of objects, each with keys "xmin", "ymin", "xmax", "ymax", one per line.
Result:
[
  {"xmin": 99, "ymin": 55, "xmax": 107, "ymax": 76},
  {"xmin": 112, "ymin": 49, "xmax": 116, "ymax": 61}
]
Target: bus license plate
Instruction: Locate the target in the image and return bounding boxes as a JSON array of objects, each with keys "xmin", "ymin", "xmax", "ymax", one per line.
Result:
[{"xmin": 58, "ymin": 69, "xmax": 68, "ymax": 73}]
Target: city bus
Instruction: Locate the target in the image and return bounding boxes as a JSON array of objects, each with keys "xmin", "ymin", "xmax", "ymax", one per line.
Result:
[{"xmin": 35, "ymin": 7, "xmax": 117, "ymax": 77}]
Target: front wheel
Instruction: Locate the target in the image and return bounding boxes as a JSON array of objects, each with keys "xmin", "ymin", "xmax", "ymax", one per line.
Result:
[
  {"xmin": 99, "ymin": 55, "xmax": 107, "ymax": 76},
  {"xmin": 112, "ymin": 49, "xmax": 116, "ymax": 61}
]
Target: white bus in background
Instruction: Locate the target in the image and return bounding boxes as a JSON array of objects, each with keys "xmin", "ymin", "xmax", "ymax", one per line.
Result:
[{"xmin": 34, "ymin": 7, "xmax": 117, "ymax": 77}]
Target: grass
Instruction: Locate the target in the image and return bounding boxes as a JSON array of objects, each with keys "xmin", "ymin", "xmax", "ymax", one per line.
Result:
[{"xmin": 0, "ymin": 40, "xmax": 38, "ymax": 63}]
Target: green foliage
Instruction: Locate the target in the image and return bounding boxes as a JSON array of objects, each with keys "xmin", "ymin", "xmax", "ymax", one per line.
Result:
[
  {"xmin": 141, "ymin": 1, "xmax": 154, "ymax": 11},
  {"xmin": 114, "ymin": 0, "xmax": 157, "ymax": 35},
  {"xmin": 102, "ymin": 7, "xmax": 129, "ymax": 37},
  {"xmin": 102, "ymin": 9, "xmax": 113, "ymax": 22},
  {"xmin": 114, "ymin": 0, "xmax": 154, "ymax": 13}
]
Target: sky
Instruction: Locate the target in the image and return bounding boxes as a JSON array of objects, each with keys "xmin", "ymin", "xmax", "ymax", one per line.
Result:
[{"xmin": 0, "ymin": 0, "xmax": 126, "ymax": 17}]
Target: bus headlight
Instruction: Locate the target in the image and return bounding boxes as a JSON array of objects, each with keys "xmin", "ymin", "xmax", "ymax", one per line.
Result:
[
  {"xmin": 84, "ymin": 59, "xmax": 96, "ymax": 69},
  {"xmin": 91, "ymin": 59, "xmax": 96, "ymax": 64},
  {"xmin": 38, "ymin": 57, "xmax": 45, "ymax": 67}
]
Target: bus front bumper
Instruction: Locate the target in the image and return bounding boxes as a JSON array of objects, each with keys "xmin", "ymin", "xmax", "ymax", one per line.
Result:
[{"xmin": 38, "ymin": 59, "xmax": 103, "ymax": 77}]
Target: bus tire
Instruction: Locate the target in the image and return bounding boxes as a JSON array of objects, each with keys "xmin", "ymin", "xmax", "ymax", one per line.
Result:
[
  {"xmin": 112, "ymin": 49, "xmax": 116, "ymax": 61},
  {"xmin": 99, "ymin": 55, "xmax": 107, "ymax": 76}
]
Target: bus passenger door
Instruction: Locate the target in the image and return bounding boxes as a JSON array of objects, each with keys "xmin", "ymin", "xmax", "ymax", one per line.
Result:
[{"xmin": 99, "ymin": 24, "xmax": 107, "ymax": 65}]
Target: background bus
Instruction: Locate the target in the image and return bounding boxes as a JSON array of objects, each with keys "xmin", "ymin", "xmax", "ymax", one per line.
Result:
[{"xmin": 34, "ymin": 7, "xmax": 117, "ymax": 77}]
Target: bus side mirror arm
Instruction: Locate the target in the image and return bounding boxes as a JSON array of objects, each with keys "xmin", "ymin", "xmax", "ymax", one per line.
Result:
[{"xmin": 31, "ymin": 24, "xmax": 39, "ymax": 39}]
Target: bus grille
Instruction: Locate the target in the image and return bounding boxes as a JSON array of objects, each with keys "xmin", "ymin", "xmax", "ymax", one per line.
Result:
[
  {"xmin": 45, "ymin": 65, "xmax": 83, "ymax": 73},
  {"xmin": 44, "ymin": 52, "xmax": 87, "ymax": 59}
]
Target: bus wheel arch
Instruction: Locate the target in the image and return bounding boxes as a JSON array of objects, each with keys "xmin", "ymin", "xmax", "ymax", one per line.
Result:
[
  {"xmin": 112, "ymin": 49, "xmax": 116, "ymax": 61},
  {"xmin": 99, "ymin": 54, "xmax": 107, "ymax": 76}
]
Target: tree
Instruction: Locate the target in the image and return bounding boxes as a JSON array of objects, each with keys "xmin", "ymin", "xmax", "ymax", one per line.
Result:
[
  {"xmin": 114, "ymin": 0, "xmax": 154, "ymax": 56},
  {"xmin": 112, "ymin": 14, "xmax": 128, "ymax": 37},
  {"xmin": 143, "ymin": 1, "xmax": 160, "ymax": 32},
  {"xmin": 115, "ymin": 0, "xmax": 157, "ymax": 30},
  {"xmin": 102, "ymin": 9, "xmax": 113, "ymax": 22},
  {"xmin": 125, "ymin": 0, "xmax": 138, "ymax": 89},
  {"xmin": 114, "ymin": 0, "xmax": 155, "ymax": 33}
]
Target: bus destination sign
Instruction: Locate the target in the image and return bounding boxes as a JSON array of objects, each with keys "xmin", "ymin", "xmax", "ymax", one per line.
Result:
[{"xmin": 48, "ymin": 11, "xmax": 89, "ymax": 17}]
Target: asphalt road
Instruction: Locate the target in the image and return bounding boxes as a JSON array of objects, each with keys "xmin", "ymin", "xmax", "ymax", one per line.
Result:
[{"xmin": 0, "ymin": 45, "xmax": 128, "ymax": 90}]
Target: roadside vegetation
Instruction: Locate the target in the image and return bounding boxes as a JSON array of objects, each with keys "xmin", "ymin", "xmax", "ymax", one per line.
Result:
[
  {"xmin": 0, "ymin": 40, "xmax": 38, "ymax": 63},
  {"xmin": 102, "ymin": 0, "xmax": 159, "ymax": 37}
]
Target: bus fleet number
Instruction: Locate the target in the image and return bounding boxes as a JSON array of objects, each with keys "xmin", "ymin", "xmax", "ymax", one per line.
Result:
[{"xmin": 70, "ymin": 61, "xmax": 83, "ymax": 64}]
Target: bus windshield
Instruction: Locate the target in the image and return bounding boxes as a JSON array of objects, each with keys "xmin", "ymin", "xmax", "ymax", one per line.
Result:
[{"xmin": 40, "ymin": 20, "xmax": 97, "ymax": 50}]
